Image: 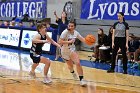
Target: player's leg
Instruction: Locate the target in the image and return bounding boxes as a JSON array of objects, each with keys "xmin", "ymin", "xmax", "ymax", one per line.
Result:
[
  {"xmin": 29, "ymin": 53, "xmax": 39, "ymax": 78},
  {"xmin": 55, "ymin": 35, "xmax": 60, "ymax": 60},
  {"xmin": 70, "ymin": 51, "xmax": 87, "ymax": 86},
  {"xmin": 29, "ymin": 63, "xmax": 39, "ymax": 78},
  {"xmin": 40, "ymin": 56, "xmax": 52, "ymax": 84},
  {"xmin": 65, "ymin": 59, "xmax": 78, "ymax": 80}
]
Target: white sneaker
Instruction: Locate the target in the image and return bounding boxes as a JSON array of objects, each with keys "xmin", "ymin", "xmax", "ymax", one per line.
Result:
[
  {"xmin": 72, "ymin": 73, "xmax": 78, "ymax": 80},
  {"xmin": 29, "ymin": 71, "xmax": 36, "ymax": 78},
  {"xmin": 80, "ymin": 79, "xmax": 87, "ymax": 86},
  {"xmin": 43, "ymin": 77, "xmax": 52, "ymax": 84}
]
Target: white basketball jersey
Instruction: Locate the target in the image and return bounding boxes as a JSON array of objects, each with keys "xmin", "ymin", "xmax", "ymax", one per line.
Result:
[{"xmin": 60, "ymin": 29, "xmax": 81, "ymax": 51}]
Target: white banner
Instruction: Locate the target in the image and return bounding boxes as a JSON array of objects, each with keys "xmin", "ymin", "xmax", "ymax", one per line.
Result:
[{"xmin": 0, "ymin": 28, "xmax": 21, "ymax": 47}]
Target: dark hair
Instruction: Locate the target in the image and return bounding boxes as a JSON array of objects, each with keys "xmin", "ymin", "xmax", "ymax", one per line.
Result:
[
  {"xmin": 29, "ymin": 19, "xmax": 35, "ymax": 23},
  {"xmin": 37, "ymin": 23, "xmax": 45, "ymax": 32},
  {"xmin": 12, "ymin": 16, "xmax": 17, "ymax": 21},
  {"xmin": 108, "ymin": 26, "xmax": 113, "ymax": 38},
  {"xmin": 118, "ymin": 12, "xmax": 124, "ymax": 16},
  {"xmin": 69, "ymin": 20, "xmax": 76, "ymax": 27},
  {"xmin": 61, "ymin": 11, "xmax": 67, "ymax": 18},
  {"xmin": 61, "ymin": 11, "xmax": 68, "ymax": 23},
  {"xmin": 129, "ymin": 33, "xmax": 134, "ymax": 37},
  {"xmin": 98, "ymin": 28, "xmax": 104, "ymax": 34},
  {"xmin": 98, "ymin": 28, "xmax": 105, "ymax": 38},
  {"xmin": 98, "ymin": 28, "xmax": 106, "ymax": 44},
  {"xmin": 118, "ymin": 12, "xmax": 125, "ymax": 22}
]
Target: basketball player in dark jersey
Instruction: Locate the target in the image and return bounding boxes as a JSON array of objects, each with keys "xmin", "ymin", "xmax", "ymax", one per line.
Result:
[{"xmin": 29, "ymin": 24, "xmax": 61, "ymax": 83}]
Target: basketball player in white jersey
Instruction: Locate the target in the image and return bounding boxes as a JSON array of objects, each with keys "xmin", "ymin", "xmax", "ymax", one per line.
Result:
[{"xmin": 59, "ymin": 20, "xmax": 87, "ymax": 86}]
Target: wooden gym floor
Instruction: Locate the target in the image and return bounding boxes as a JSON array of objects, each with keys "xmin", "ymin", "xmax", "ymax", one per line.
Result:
[{"xmin": 0, "ymin": 48, "xmax": 140, "ymax": 93}]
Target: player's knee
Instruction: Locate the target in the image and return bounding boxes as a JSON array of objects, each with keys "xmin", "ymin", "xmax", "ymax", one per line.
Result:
[{"xmin": 44, "ymin": 58, "xmax": 51, "ymax": 65}]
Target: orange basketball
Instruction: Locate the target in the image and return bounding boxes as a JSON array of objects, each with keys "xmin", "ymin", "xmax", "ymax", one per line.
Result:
[{"xmin": 85, "ymin": 34, "xmax": 96, "ymax": 46}]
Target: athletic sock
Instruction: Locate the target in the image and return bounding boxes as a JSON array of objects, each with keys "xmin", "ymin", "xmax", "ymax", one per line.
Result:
[
  {"xmin": 70, "ymin": 70, "xmax": 74, "ymax": 73},
  {"xmin": 79, "ymin": 76, "xmax": 83, "ymax": 81}
]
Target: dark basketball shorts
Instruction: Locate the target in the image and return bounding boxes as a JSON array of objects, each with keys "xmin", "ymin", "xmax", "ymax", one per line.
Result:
[{"xmin": 30, "ymin": 53, "xmax": 41, "ymax": 63}]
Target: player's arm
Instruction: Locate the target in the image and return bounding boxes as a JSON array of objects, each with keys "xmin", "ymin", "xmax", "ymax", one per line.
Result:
[
  {"xmin": 77, "ymin": 33, "xmax": 86, "ymax": 43},
  {"xmin": 54, "ymin": 11, "xmax": 59, "ymax": 21},
  {"xmin": 59, "ymin": 38, "xmax": 74, "ymax": 44},
  {"xmin": 32, "ymin": 34, "xmax": 48, "ymax": 43},
  {"xmin": 126, "ymin": 29, "xmax": 129, "ymax": 47},
  {"xmin": 112, "ymin": 29, "xmax": 115, "ymax": 48},
  {"xmin": 125, "ymin": 22, "xmax": 129, "ymax": 49},
  {"xmin": 112, "ymin": 22, "xmax": 117, "ymax": 48},
  {"xmin": 46, "ymin": 34, "xmax": 61, "ymax": 48}
]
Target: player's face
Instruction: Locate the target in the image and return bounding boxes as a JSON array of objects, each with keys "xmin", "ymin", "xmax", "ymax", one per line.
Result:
[
  {"xmin": 40, "ymin": 26, "xmax": 46, "ymax": 33},
  {"xmin": 68, "ymin": 23, "xmax": 75, "ymax": 31},
  {"xmin": 98, "ymin": 29, "xmax": 102, "ymax": 35},
  {"xmin": 117, "ymin": 13, "xmax": 123, "ymax": 21},
  {"xmin": 61, "ymin": 11, "xmax": 67, "ymax": 18}
]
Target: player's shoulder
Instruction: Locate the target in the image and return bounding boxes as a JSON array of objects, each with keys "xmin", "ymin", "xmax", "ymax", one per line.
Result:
[
  {"xmin": 61, "ymin": 29, "xmax": 68, "ymax": 34},
  {"xmin": 74, "ymin": 30, "xmax": 80, "ymax": 35},
  {"xmin": 60, "ymin": 29, "xmax": 69, "ymax": 37},
  {"xmin": 35, "ymin": 33, "xmax": 41, "ymax": 37},
  {"xmin": 114, "ymin": 21, "xmax": 119, "ymax": 25},
  {"xmin": 123, "ymin": 21, "xmax": 129, "ymax": 25},
  {"xmin": 32, "ymin": 33, "xmax": 41, "ymax": 39}
]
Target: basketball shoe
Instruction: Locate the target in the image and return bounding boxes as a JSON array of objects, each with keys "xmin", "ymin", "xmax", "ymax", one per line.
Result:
[
  {"xmin": 72, "ymin": 73, "xmax": 78, "ymax": 80},
  {"xmin": 43, "ymin": 77, "xmax": 52, "ymax": 84},
  {"xmin": 80, "ymin": 79, "xmax": 87, "ymax": 86}
]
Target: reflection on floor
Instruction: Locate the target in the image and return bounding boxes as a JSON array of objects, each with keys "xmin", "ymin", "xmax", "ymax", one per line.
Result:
[
  {"xmin": 0, "ymin": 47, "xmax": 140, "ymax": 76},
  {"xmin": 0, "ymin": 47, "xmax": 140, "ymax": 93}
]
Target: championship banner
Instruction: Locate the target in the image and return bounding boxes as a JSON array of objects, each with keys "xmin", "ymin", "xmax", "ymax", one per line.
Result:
[
  {"xmin": 81, "ymin": 0, "xmax": 140, "ymax": 20},
  {"xmin": 0, "ymin": 0, "xmax": 47, "ymax": 18}
]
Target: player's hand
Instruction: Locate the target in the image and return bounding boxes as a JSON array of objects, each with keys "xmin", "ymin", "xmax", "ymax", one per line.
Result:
[
  {"xmin": 58, "ymin": 45, "xmax": 61, "ymax": 49},
  {"xmin": 126, "ymin": 44, "xmax": 128, "ymax": 51},
  {"xmin": 112, "ymin": 43, "xmax": 114, "ymax": 48}
]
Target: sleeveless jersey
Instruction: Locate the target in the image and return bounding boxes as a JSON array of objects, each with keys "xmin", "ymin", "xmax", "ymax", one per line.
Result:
[{"xmin": 30, "ymin": 33, "xmax": 46, "ymax": 54}]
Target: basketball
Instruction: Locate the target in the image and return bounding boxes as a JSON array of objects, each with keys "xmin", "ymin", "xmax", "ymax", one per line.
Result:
[{"xmin": 85, "ymin": 34, "xmax": 96, "ymax": 46}]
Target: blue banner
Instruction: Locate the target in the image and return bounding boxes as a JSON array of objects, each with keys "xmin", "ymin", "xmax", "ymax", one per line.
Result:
[
  {"xmin": 81, "ymin": 0, "xmax": 140, "ymax": 20},
  {"xmin": 0, "ymin": 0, "xmax": 47, "ymax": 18}
]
